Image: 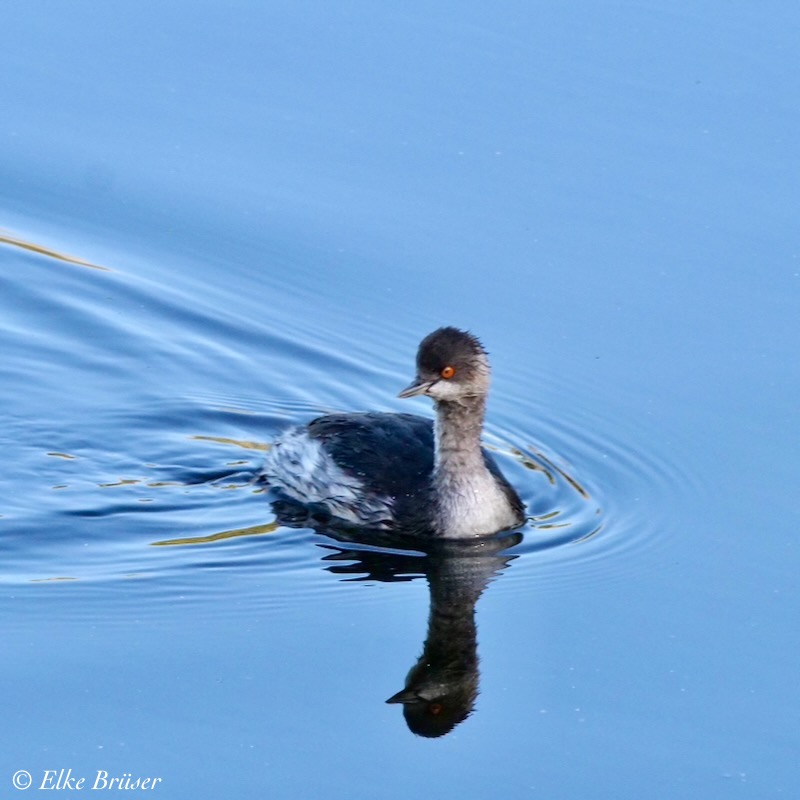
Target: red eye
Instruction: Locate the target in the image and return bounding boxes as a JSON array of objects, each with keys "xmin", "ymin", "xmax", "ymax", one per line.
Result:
[
  {"xmin": 429, "ymin": 703, "xmax": 443, "ymax": 715},
  {"xmin": 440, "ymin": 366, "xmax": 455, "ymax": 379}
]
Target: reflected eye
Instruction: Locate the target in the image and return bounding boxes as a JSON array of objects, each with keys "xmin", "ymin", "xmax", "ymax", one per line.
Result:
[{"xmin": 440, "ymin": 366, "xmax": 455, "ymax": 379}]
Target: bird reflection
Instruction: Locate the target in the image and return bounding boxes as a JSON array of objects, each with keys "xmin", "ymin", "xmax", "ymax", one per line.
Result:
[{"xmin": 316, "ymin": 526, "xmax": 522, "ymax": 738}]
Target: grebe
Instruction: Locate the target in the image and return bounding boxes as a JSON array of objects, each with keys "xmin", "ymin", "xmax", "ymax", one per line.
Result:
[{"xmin": 262, "ymin": 327, "xmax": 525, "ymax": 538}]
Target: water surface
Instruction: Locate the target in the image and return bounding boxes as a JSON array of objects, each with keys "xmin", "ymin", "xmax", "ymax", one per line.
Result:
[{"xmin": 1, "ymin": 2, "xmax": 798, "ymax": 798}]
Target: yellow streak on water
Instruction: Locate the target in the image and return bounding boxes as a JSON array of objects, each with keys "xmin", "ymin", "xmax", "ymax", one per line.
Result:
[
  {"xmin": 0, "ymin": 231, "xmax": 110, "ymax": 271},
  {"xmin": 151, "ymin": 520, "xmax": 279, "ymax": 547},
  {"xmin": 191, "ymin": 435, "xmax": 269, "ymax": 451},
  {"xmin": 526, "ymin": 448, "xmax": 591, "ymax": 499}
]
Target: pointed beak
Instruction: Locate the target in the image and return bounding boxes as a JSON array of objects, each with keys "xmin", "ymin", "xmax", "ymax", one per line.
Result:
[
  {"xmin": 398, "ymin": 378, "xmax": 433, "ymax": 399},
  {"xmin": 385, "ymin": 687, "xmax": 421, "ymax": 705}
]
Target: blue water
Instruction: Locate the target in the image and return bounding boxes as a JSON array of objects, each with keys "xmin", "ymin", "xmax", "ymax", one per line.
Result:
[{"xmin": 2, "ymin": 2, "xmax": 798, "ymax": 798}]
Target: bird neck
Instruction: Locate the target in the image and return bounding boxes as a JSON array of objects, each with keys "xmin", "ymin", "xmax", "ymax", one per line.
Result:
[
  {"xmin": 433, "ymin": 396, "xmax": 489, "ymax": 479},
  {"xmin": 431, "ymin": 395, "xmax": 523, "ymax": 538}
]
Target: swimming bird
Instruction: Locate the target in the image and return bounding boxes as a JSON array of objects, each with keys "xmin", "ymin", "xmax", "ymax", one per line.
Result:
[{"xmin": 262, "ymin": 327, "xmax": 525, "ymax": 538}]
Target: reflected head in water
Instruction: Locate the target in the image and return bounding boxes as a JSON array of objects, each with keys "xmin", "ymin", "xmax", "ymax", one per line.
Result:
[
  {"xmin": 386, "ymin": 687, "xmax": 474, "ymax": 739},
  {"xmin": 321, "ymin": 530, "xmax": 522, "ymax": 738},
  {"xmin": 262, "ymin": 327, "xmax": 526, "ymax": 539}
]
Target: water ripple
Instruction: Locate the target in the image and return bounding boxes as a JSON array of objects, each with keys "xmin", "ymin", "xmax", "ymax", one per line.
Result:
[{"xmin": 0, "ymin": 233, "xmax": 693, "ymax": 618}]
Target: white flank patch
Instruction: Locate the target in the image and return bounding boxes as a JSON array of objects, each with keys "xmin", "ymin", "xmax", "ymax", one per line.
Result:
[{"xmin": 262, "ymin": 427, "xmax": 395, "ymax": 527}]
